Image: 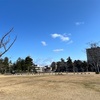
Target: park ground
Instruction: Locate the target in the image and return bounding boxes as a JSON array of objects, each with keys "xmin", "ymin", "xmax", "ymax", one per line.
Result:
[{"xmin": 0, "ymin": 72, "xmax": 100, "ymax": 100}]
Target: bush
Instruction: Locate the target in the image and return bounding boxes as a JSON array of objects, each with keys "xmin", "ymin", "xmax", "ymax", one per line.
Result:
[{"xmin": 95, "ymin": 72, "xmax": 99, "ymax": 74}]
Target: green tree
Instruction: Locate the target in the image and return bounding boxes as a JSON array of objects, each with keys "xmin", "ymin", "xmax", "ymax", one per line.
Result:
[
  {"xmin": 66, "ymin": 57, "xmax": 73, "ymax": 72},
  {"xmin": 0, "ymin": 58, "xmax": 5, "ymax": 74},
  {"xmin": 25, "ymin": 56, "xmax": 33, "ymax": 72},
  {"xmin": 50, "ymin": 62, "xmax": 56, "ymax": 71},
  {"xmin": 3, "ymin": 57, "xmax": 9, "ymax": 73},
  {"xmin": 81, "ymin": 61, "xmax": 88, "ymax": 72},
  {"xmin": 73, "ymin": 60, "xmax": 86, "ymax": 72},
  {"xmin": 55, "ymin": 58, "xmax": 66, "ymax": 72},
  {"xmin": 16, "ymin": 57, "xmax": 22, "ymax": 72},
  {"xmin": 20, "ymin": 59, "xmax": 26, "ymax": 71},
  {"xmin": 60, "ymin": 58, "xmax": 66, "ymax": 72}
]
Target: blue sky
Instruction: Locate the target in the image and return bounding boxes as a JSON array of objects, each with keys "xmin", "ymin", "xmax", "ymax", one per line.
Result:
[{"xmin": 0, "ymin": 0, "xmax": 100, "ymax": 66}]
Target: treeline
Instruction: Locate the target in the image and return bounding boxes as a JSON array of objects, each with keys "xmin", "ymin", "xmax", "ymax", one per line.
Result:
[
  {"xmin": 0, "ymin": 56, "xmax": 98, "ymax": 74},
  {"xmin": 0, "ymin": 56, "xmax": 36, "ymax": 74},
  {"xmin": 50, "ymin": 57, "xmax": 96, "ymax": 73}
]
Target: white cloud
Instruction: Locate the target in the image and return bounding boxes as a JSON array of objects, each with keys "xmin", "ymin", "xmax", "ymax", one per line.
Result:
[
  {"xmin": 75, "ymin": 22, "xmax": 84, "ymax": 26},
  {"xmin": 41, "ymin": 41, "xmax": 47, "ymax": 46},
  {"xmin": 60, "ymin": 35, "xmax": 69, "ymax": 41},
  {"xmin": 51, "ymin": 33, "xmax": 61, "ymax": 38},
  {"xmin": 51, "ymin": 33, "xmax": 70, "ymax": 42},
  {"xmin": 53, "ymin": 49, "xmax": 64, "ymax": 52}
]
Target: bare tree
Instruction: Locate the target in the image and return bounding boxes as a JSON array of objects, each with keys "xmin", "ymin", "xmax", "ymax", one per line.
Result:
[{"xmin": 0, "ymin": 28, "xmax": 17, "ymax": 57}]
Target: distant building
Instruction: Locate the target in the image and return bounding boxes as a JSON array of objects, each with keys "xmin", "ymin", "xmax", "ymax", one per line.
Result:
[
  {"xmin": 86, "ymin": 46, "xmax": 100, "ymax": 65},
  {"xmin": 35, "ymin": 66, "xmax": 44, "ymax": 72}
]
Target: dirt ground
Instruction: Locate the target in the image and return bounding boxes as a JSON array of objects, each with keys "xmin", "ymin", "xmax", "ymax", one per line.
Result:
[{"xmin": 0, "ymin": 73, "xmax": 100, "ymax": 100}]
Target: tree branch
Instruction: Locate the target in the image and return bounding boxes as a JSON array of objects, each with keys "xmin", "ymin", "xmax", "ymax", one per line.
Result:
[{"xmin": 0, "ymin": 28, "xmax": 17, "ymax": 57}]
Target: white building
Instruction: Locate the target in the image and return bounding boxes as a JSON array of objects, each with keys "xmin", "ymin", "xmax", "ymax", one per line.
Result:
[{"xmin": 35, "ymin": 67, "xmax": 44, "ymax": 72}]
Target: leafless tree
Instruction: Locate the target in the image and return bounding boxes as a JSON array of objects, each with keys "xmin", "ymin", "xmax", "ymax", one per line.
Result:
[{"xmin": 0, "ymin": 28, "xmax": 17, "ymax": 57}]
